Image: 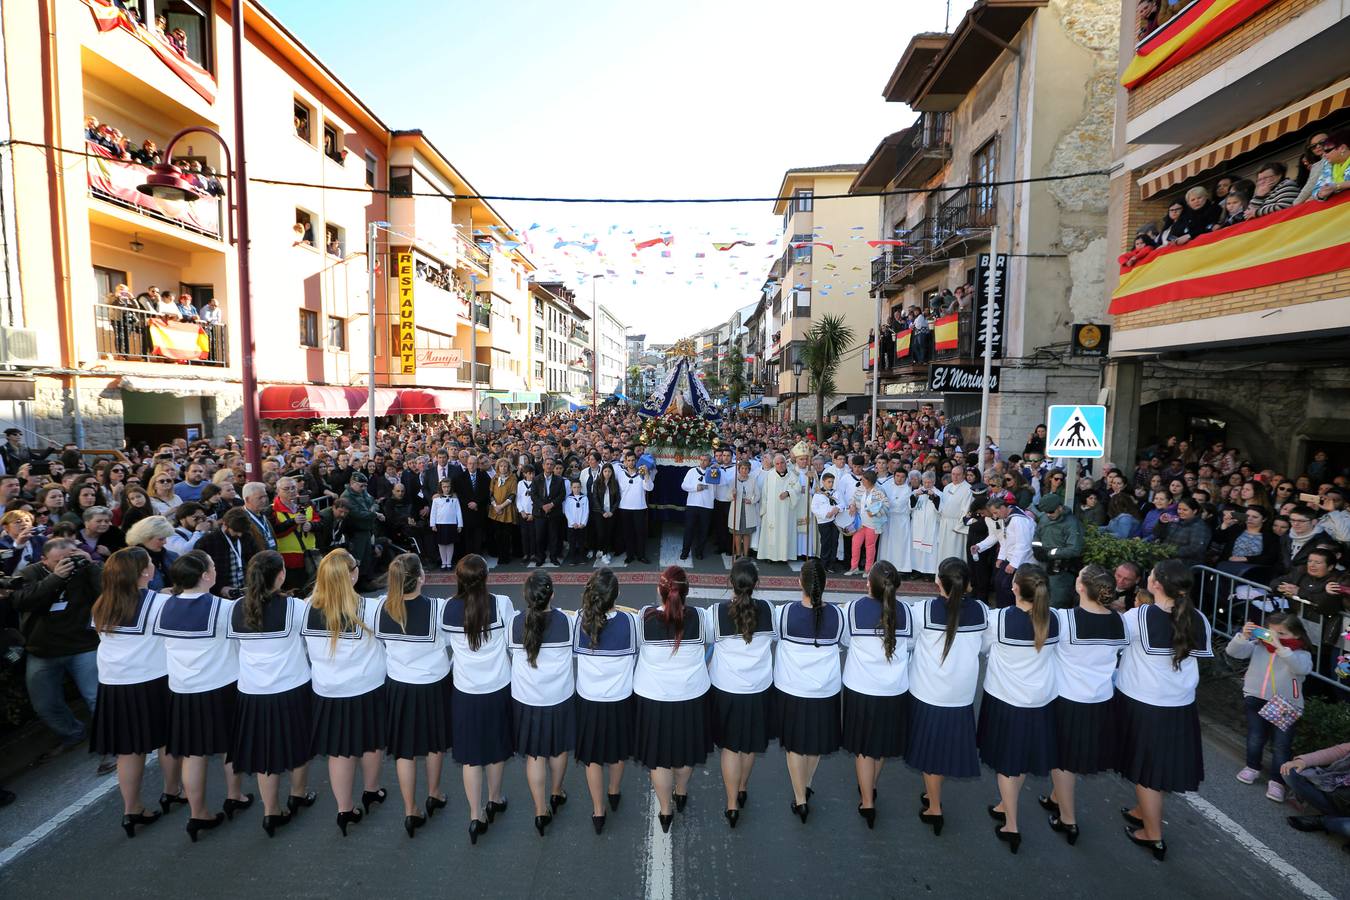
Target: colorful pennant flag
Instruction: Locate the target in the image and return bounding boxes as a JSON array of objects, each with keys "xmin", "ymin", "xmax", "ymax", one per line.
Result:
[
  {"xmin": 712, "ymin": 240, "xmax": 754, "ymax": 251},
  {"xmin": 867, "ymin": 239, "xmax": 907, "ymax": 248},
  {"xmin": 635, "ymin": 236, "xmax": 674, "ymax": 250}
]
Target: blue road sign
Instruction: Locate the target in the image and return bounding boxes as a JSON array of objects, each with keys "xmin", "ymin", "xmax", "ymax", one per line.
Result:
[{"xmin": 1046, "ymin": 404, "xmax": 1106, "ymax": 459}]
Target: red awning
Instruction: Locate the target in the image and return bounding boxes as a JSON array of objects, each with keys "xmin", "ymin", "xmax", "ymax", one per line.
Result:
[
  {"xmin": 259, "ymin": 385, "xmax": 356, "ymax": 419},
  {"xmin": 391, "ymin": 388, "xmax": 473, "ymax": 415},
  {"xmin": 350, "ymin": 388, "xmax": 400, "ymax": 418}
]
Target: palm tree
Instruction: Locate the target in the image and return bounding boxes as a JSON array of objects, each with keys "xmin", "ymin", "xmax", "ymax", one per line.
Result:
[
  {"xmin": 726, "ymin": 349, "xmax": 746, "ymax": 405},
  {"xmin": 801, "ymin": 314, "xmax": 855, "ymax": 441}
]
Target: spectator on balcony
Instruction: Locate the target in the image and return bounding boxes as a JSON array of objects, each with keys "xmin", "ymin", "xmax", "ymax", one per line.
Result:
[
  {"xmin": 168, "ymin": 27, "xmax": 188, "ymax": 56},
  {"xmin": 1135, "ymin": 0, "xmax": 1159, "ymax": 40},
  {"xmin": 173, "ymin": 293, "xmax": 199, "ymax": 323},
  {"xmin": 1172, "ymin": 187, "xmax": 1221, "ymax": 245},
  {"xmin": 1119, "ymin": 232, "xmax": 1158, "ymax": 270},
  {"xmin": 154, "ymin": 15, "xmax": 168, "ymax": 38},
  {"xmin": 150, "ymin": 287, "xmax": 180, "ymax": 321},
  {"xmin": 1247, "ymin": 162, "xmax": 1300, "ymax": 218},
  {"xmin": 1296, "ymin": 131, "xmax": 1330, "ymax": 196},
  {"xmin": 83, "ymin": 115, "xmax": 100, "ymax": 142},
  {"xmin": 130, "ymin": 139, "xmax": 159, "ymax": 168},
  {"xmin": 1156, "ymin": 200, "xmax": 1186, "ymax": 245},
  {"xmin": 1212, "ymin": 185, "xmax": 1253, "ymax": 231},
  {"xmin": 1307, "ymin": 130, "xmax": 1350, "ymax": 203},
  {"xmin": 200, "ymin": 164, "xmax": 225, "ymax": 198},
  {"xmin": 1214, "ymin": 176, "xmax": 1234, "ymax": 203},
  {"xmin": 910, "ymin": 307, "xmax": 931, "ymax": 363},
  {"xmin": 198, "ymin": 297, "xmax": 221, "ymax": 326}
]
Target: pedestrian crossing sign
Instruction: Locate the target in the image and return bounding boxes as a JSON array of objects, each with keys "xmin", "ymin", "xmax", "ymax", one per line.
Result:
[{"xmin": 1046, "ymin": 404, "xmax": 1105, "ymax": 459}]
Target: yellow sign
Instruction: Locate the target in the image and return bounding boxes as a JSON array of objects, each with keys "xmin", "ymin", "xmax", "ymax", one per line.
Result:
[{"xmin": 394, "ymin": 249, "xmax": 416, "ymax": 374}]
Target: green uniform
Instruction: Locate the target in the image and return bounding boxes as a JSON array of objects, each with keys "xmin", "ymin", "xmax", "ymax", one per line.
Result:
[{"xmin": 1036, "ymin": 510, "xmax": 1085, "ymax": 608}]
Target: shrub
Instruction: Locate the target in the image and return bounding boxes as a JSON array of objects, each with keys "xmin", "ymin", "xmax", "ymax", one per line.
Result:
[
  {"xmin": 1082, "ymin": 529, "xmax": 1174, "ymax": 571},
  {"xmin": 1294, "ymin": 695, "xmax": 1350, "ymax": 755}
]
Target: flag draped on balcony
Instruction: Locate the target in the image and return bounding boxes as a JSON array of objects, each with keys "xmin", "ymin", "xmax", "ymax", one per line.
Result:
[
  {"xmin": 149, "ymin": 318, "xmax": 210, "ymax": 361},
  {"xmin": 1122, "ymin": 0, "xmax": 1277, "ymax": 91},
  {"xmin": 82, "ymin": 0, "xmax": 217, "ymax": 102},
  {"xmin": 933, "ymin": 314, "xmax": 960, "ymax": 351}
]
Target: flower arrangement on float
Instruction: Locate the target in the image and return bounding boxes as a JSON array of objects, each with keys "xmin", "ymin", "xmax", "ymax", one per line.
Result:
[{"xmin": 641, "ymin": 412, "xmax": 720, "ymax": 459}]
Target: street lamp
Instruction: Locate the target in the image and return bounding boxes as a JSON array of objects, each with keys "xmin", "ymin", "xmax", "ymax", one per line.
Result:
[
  {"xmin": 591, "ymin": 274, "xmax": 605, "ymax": 411},
  {"xmin": 792, "ymin": 358, "xmax": 804, "ymax": 425}
]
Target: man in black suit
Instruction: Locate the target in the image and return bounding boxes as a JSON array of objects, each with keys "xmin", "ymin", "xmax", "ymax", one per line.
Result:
[
  {"xmin": 421, "ymin": 449, "xmax": 455, "ymax": 504},
  {"xmin": 530, "ymin": 457, "xmax": 566, "ymax": 566},
  {"xmin": 454, "ymin": 455, "xmax": 490, "ymax": 556},
  {"xmin": 196, "ymin": 507, "xmax": 260, "ymax": 599}
]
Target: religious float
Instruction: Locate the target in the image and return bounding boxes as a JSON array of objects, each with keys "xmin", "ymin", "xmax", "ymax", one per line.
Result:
[{"xmin": 638, "ymin": 340, "xmax": 722, "ymax": 519}]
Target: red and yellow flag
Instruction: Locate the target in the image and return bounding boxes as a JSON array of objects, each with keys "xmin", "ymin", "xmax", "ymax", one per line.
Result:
[
  {"xmin": 149, "ymin": 318, "xmax": 210, "ymax": 361},
  {"xmin": 1122, "ymin": 0, "xmax": 1276, "ymax": 90},
  {"xmin": 933, "ymin": 314, "xmax": 959, "ymax": 351},
  {"xmin": 1109, "ymin": 193, "xmax": 1350, "ymax": 315},
  {"xmin": 893, "ymin": 329, "xmax": 911, "ymax": 359}
]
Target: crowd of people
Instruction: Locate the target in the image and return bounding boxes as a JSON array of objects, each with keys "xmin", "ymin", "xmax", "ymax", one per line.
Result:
[
  {"xmin": 868, "ymin": 283, "xmax": 974, "ymax": 369},
  {"xmin": 84, "ymin": 116, "xmax": 226, "ymax": 198},
  {"xmin": 0, "ymin": 404, "xmax": 1344, "ymax": 852}
]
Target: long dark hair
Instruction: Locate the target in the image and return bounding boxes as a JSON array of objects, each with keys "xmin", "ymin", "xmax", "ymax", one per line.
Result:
[
  {"xmin": 868, "ymin": 559, "xmax": 900, "ymax": 661},
  {"xmin": 581, "ymin": 568, "xmax": 619, "ymax": 651},
  {"xmin": 936, "ymin": 557, "xmax": 971, "ymax": 663},
  {"xmin": 646, "ymin": 565, "xmax": 688, "ymax": 651},
  {"xmin": 1013, "ymin": 563, "xmax": 1052, "ymax": 651},
  {"xmin": 381, "ymin": 552, "xmax": 423, "ymax": 630},
  {"xmin": 456, "ymin": 554, "xmax": 492, "ymax": 651},
  {"xmin": 728, "ymin": 558, "xmax": 759, "ymax": 643},
  {"xmin": 521, "ymin": 570, "xmax": 554, "ymax": 667},
  {"xmin": 800, "ymin": 557, "xmax": 827, "ymax": 645},
  {"xmin": 168, "ymin": 549, "xmax": 213, "ymax": 594},
  {"xmin": 241, "ymin": 550, "xmax": 285, "ymax": 632},
  {"xmin": 92, "ymin": 546, "xmax": 150, "ymax": 633},
  {"xmin": 1151, "ymin": 558, "xmax": 1198, "ymax": 670},
  {"xmin": 592, "ymin": 463, "xmax": 621, "ymax": 508}
]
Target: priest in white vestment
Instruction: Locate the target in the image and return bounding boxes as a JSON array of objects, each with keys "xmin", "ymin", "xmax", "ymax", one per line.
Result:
[{"xmin": 758, "ymin": 454, "xmax": 802, "ymax": 562}]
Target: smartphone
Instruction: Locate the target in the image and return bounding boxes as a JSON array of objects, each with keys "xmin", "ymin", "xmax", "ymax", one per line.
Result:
[
  {"xmin": 1249, "ymin": 626, "xmax": 1274, "ymax": 644},
  {"xmin": 1299, "ymin": 493, "xmax": 1320, "ymax": 504}
]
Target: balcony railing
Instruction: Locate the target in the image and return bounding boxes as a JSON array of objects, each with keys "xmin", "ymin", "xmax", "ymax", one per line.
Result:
[
  {"xmin": 457, "ymin": 361, "xmax": 490, "ymax": 383},
  {"xmin": 569, "ymin": 325, "xmax": 590, "ymax": 344},
  {"xmin": 85, "ymin": 142, "xmax": 223, "ymax": 240},
  {"xmin": 472, "ymin": 304, "xmax": 490, "ymax": 328},
  {"xmin": 873, "ymin": 308, "xmax": 973, "ymax": 374},
  {"xmin": 457, "ymin": 235, "xmax": 491, "ymax": 274},
  {"xmin": 893, "ymin": 112, "xmax": 952, "ymax": 188},
  {"xmin": 95, "ymin": 304, "xmax": 228, "ymax": 366},
  {"xmin": 937, "ymin": 186, "xmax": 997, "ymax": 241}
]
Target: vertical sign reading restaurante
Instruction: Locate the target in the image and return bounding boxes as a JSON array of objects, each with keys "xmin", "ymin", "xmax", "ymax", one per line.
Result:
[{"xmin": 395, "ymin": 249, "xmax": 416, "ymax": 374}]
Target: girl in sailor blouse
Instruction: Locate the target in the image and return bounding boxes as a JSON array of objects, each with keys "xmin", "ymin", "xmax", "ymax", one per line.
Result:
[
  {"xmin": 906, "ymin": 557, "xmax": 990, "ymax": 836},
  {"xmin": 304, "ymin": 549, "xmax": 388, "ymax": 837},
  {"xmin": 773, "ymin": 558, "xmax": 845, "ymax": 825},
  {"xmin": 573, "ymin": 568, "xmax": 636, "ymax": 835},
  {"xmin": 441, "ymin": 554, "xmax": 515, "ymax": 845},
  {"xmin": 841, "ymin": 560, "xmax": 912, "ymax": 829},
  {"xmin": 153, "ymin": 550, "xmax": 249, "ymax": 842},
  {"xmin": 91, "ymin": 547, "xmax": 180, "ymax": 837},
  {"xmin": 1039, "ymin": 564, "xmax": 1127, "ymax": 846},
  {"xmin": 1115, "ymin": 558, "xmax": 1214, "ymax": 861},
  {"xmin": 375, "ymin": 553, "xmax": 451, "ymax": 839},
  {"xmin": 508, "ymin": 571, "xmax": 577, "ymax": 837},
  {"xmin": 978, "ymin": 564, "xmax": 1059, "ymax": 855},
  {"xmin": 708, "ymin": 559, "xmax": 776, "ymax": 828},
  {"xmin": 227, "ymin": 551, "xmax": 315, "ymax": 838}
]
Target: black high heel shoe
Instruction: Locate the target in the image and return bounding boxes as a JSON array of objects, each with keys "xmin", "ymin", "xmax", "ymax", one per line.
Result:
[
  {"xmin": 550, "ymin": 793, "xmax": 567, "ymax": 814},
  {"xmin": 336, "ymin": 808, "xmax": 363, "ymax": 836},
  {"xmin": 361, "ymin": 788, "xmax": 387, "ymax": 814},
  {"xmin": 262, "ymin": 811, "xmax": 292, "ymax": 838},
  {"xmin": 1049, "ymin": 815, "xmax": 1080, "ymax": 846},
  {"xmin": 222, "ymin": 794, "xmax": 254, "ymax": 821},
  {"xmin": 592, "ymin": 814, "xmax": 606, "ymax": 834},
  {"xmin": 534, "ymin": 814, "xmax": 552, "ymax": 836},
  {"xmin": 1038, "ymin": 795, "xmax": 1060, "ymax": 816},
  {"xmin": 486, "ymin": 798, "xmax": 508, "ymax": 823},
  {"xmin": 426, "ymin": 795, "xmax": 448, "ymax": 819},
  {"xmin": 791, "ymin": 801, "xmax": 809, "ymax": 824},
  {"xmin": 737, "ymin": 790, "xmax": 747, "ymax": 809},
  {"xmin": 725, "ymin": 809, "xmax": 740, "ymax": 829},
  {"xmin": 1120, "ymin": 806, "xmax": 1144, "ymax": 829},
  {"xmin": 607, "ymin": 792, "xmax": 622, "ymax": 812},
  {"xmin": 185, "ymin": 813, "xmax": 224, "ymax": 843},
  {"xmin": 919, "ymin": 809, "xmax": 945, "ymax": 836},
  {"xmin": 122, "ymin": 808, "xmax": 161, "ymax": 838},
  {"xmin": 996, "ymin": 824, "xmax": 1021, "ymax": 855},
  {"xmin": 404, "ymin": 814, "xmax": 426, "ymax": 838},
  {"xmin": 1125, "ymin": 825, "xmax": 1166, "ymax": 861},
  {"xmin": 987, "ymin": 804, "xmax": 1006, "ymax": 823},
  {"xmin": 858, "ymin": 805, "xmax": 876, "ymax": 830},
  {"xmin": 658, "ymin": 812, "xmax": 674, "ymax": 834},
  {"xmin": 286, "ymin": 792, "xmax": 317, "ymax": 815},
  {"xmin": 158, "ymin": 792, "xmax": 188, "ymax": 815},
  {"xmin": 673, "ymin": 793, "xmax": 688, "ymax": 813},
  {"xmin": 469, "ymin": 818, "xmax": 487, "ymax": 845}
]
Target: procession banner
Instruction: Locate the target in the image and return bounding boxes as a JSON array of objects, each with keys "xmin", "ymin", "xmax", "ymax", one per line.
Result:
[{"xmin": 1122, "ymin": 0, "xmax": 1277, "ymax": 91}]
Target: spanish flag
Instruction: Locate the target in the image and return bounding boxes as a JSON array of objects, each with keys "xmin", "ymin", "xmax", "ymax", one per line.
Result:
[
  {"xmin": 933, "ymin": 314, "xmax": 959, "ymax": 351},
  {"xmin": 1122, "ymin": 0, "xmax": 1276, "ymax": 90},
  {"xmin": 894, "ymin": 329, "xmax": 911, "ymax": 359},
  {"xmin": 149, "ymin": 318, "xmax": 210, "ymax": 361},
  {"xmin": 1109, "ymin": 193, "xmax": 1350, "ymax": 315}
]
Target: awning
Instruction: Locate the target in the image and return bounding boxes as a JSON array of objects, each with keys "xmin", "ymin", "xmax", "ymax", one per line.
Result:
[
  {"xmin": 259, "ymin": 385, "xmax": 359, "ymax": 419},
  {"xmin": 390, "ymin": 388, "xmax": 472, "ymax": 415},
  {"xmin": 910, "ymin": 1, "xmax": 1048, "ymax": 111},
  {"xmin": 119, "ymin": 375, "xmax": 230, "ymax": 397},
  {"xmin": 1140, "ymin": 75, "xmax": 1350, "ymax": 199},
  {"xmin": 739, "ymin": 396, "xmax": 762, "ymax": 409}
]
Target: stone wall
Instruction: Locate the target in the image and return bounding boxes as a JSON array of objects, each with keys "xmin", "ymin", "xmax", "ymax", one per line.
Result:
[
  {"xmin": 989, "ymin": 360, "xmax": 1102, "ymax": 461},
  {"xmin": 32, "ymin": 375, "xmax": 125, "ymax": 448}
]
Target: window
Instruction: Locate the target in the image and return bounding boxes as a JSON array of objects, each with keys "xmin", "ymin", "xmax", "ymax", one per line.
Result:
[
  {"xmin": 792, "ymin": 289, "xmax": 811, "ymax": 317},
  {"xmin": 326, "ymin": 316, "xmax": 346, "ymax": 351},
  {"xmin": 93, "ymin": 265, "xmax": 128, "ymax": 303},
  {"xmin": 794, "ymin": 189, "xmax": 813, "ymax": 213},
  {"xmin": 972, "ymin": 137, "xmax": 998, "ymax": 220},
  {"xmin": 294, "ymin": 100, "xmax": 312, "ymax": 143},
  {"xmin": 534, "ymin": 326, "xmax": 544, "ymax": 351},
  {"xmin": 389, "ymin": 166, "xmax": 412, "ymax": 198},
  {"xmin": 162, "ymin": 0, "xmax": 210, "ymax": 69},
  {"xmin": 792, "ymin": 243, "xmax": 812, "ymax": 265},
  {"xmin": 299, "ymin": 309, "xmax": 319, "ymax": 348},
  {"xmin": 324, "ymin": 223, "xmax": 345, "ymax": 258},
  {"xmin": 322, "ymin": 122, "xmax": 344, "ymax": 164},
  {"xmin": 364, "ymin": 151, "xmax": 377, "ymax": 188},
  {"xmin": 294, "ymin": 209, "xmax": 314, "ymax": 247}
]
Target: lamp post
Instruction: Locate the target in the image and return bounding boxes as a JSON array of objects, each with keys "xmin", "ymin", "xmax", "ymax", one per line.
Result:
[
  {"xmin": 792, "ymin": 358, "xmax": 804, "ymax": 426},
  {"xmin": 367, "ymin": 221, "xmax": 391, "ymax": 460},
  {"xmin": 591, "ymin": 274, "xmax": 604, "ymax": 411}
]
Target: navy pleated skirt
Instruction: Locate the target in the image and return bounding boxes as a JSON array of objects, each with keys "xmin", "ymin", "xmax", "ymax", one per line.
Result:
[
  {"xmin": 776, "ymin": 690, "xmax": 841, "ymax": 756},
  {"xmin": 633, "ymin": 694, "xmax": 712, "ymax": 770},
  {"xmin": 231, "ymin": 682, "xmax": 314, "ymax": 775},
  {"xmin": 91, "ymin": 676, "xmax": 170, "ymax": 756},
  {"xmin": 513, "ymin": 697, "xmax": 577, "ymax": 759},
  {"xmin": 1054, "ymin": 697, "xmax": 1118, "ymax": 775},
  {"xmin": 1114, "ymin": 691, "xmax": 1204, "ymax": 793},
  {"xmin": 976, "ymin": 694, "xmax": 1057, "ymax": 777},
  {"xmin": 710, "ymin": 686, "xmax": 774, "ymax": 754},
  {"xmin": 451, "ymin": 684, "xmax": 513, "ymax": 766},
  {"xmin": 167, "ymin": 682, "xmax": 238, "ymax": 758},
  {"xmin": 386, "ymin": 674, "xmax": 453, "ymax": 759},
  {"xmin": 842, "ymin": 687, "xmax": 908, "ymax": 759},
  {"xmin": 311, "ymin": 685, "xmax": 387, "ymax": 758},
  {"xmin": 904, "ymin": 697, "xmax": 979, "ymax": 777},
  {"xmin": 575, "ymin": 696, "xmax": 634, "ymax": 765}
]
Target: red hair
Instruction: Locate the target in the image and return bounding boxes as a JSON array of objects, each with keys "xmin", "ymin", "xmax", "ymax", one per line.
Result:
[{"xmin": 646, "ymin": 565, "xmax": 689, "ymax": 650}]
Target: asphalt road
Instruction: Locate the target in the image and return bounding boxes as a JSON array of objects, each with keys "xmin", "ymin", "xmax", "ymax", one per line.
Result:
[{"xmin": 0, "ymin": 527, "xmax": 1344, "ymax": 899}]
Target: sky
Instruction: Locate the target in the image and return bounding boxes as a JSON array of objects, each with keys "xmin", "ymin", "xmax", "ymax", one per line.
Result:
[{"xmin": 263, "ymin": 0, "xmax": 975, "ymax": 342}]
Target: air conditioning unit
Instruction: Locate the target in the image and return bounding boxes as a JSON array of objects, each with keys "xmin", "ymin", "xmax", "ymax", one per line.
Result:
[{"xmin": 0, "ymin": 327, "xmax": 40, "ymax": 367}]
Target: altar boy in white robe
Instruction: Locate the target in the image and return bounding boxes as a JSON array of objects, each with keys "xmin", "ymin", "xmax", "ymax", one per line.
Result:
[
  {"xmin": 908, "ymin": 470, "xmax": 941, "ymax": 575},
  {"xmin": 878, "ymin": 467, "xmax": 916, "ymax": 575}
]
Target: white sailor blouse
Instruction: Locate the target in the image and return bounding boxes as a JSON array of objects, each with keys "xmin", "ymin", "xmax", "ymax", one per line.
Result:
[
  {"xmin": 1115, "ymin": 603, "xmax": 1214, "ymax": 707},
  {"xmin": 303, "ymin": 596, "xmax": 385, "ymax": 698},
  {"xmin": 227, "ymin": 593, "xmax": 310, "ymax": 695},
  {"xmin": 96, "ymin": 588, "xmax": 168, "ymax": 685},
  {"xmin": 440, "ymin": 593, "xmax": 513, "ymax": 695},
  {"xmin": 773, "ymin": 602, "xmax": 846, "ymax": 699},
  {"xmin": 708, "ymin": 598, "xmax": 776, "ymax": 694},
  {"xmin": 981, "ymin": 606, "xmax": 1060, "ymax": 709},
  {"xmin": 573, "ymin": 609, "xmax": 639, "ymax": 702},
  {"xmin": 375, "ymin": 594, "xmax": 451, "ymax": 685},
  {"xmin": 508, "ymin": 608, "xmax": 577, "ymax": 707},
  {"xmin": 1052, "ymin": 607, "xmax": 1128, "ymax": 704},
  {"xmin": 907, "ymin": 596, "xmax": 991, "ymax": 708},
  {"xmin": 153, "ymin": 591, "xmax": 238, "ymax": 694},
  {"xmin": 841, "ymin": 596, "xmax": 914, "ymax": 697}
]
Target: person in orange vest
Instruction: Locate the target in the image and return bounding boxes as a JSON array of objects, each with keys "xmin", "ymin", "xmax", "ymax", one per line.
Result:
[{"xmin": 271, "ymin": 476, "xmax": 317, "ymax": 590}]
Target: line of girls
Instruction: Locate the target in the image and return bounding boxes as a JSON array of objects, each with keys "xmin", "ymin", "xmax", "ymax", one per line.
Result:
[{"xmin": 88, "ymin": 543, "xmax": 1212, "ymax": 859}]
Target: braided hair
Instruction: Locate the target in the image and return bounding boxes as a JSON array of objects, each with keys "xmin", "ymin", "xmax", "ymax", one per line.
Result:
[
  {"xmin": 868, "ymin": 559, "xmax": 900, "ymax": 661},
  {"xmin": 728, "ymin": 558, "xmax": 760, "ymax": 643},
  {"xmin": 1076, "ymin": 563, "xmax": 1115, "ymax": 608},
  {"xmin": 646, "ymin": 565, "xmax": 689, "ymax": 652},
  {"xmin": 581, "ymin": 568, "xmax": 620, "ymax": 652},
  {"xmin": 521, "ymin": 570, "xmax": 554, "ymax": 667},
  {"xmin": 799, "ymin": 557, "xmax": 828, "ymax": 646}
]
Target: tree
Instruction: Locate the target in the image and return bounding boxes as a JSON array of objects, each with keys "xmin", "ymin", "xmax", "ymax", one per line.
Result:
[
  {"xmin": 726, "ymin": 348, "xmax": 746, "ymax": 405},
  {"xmin": 702, "ymin": 371, "xmax": 721, "ymax": 396},
  {"xmin": 626, "ymin": 365, "xmax": 642, "ymax": 401},
  {"xmin": 801, "ymin": 314, "xmax": 855, "ymax": 441}
]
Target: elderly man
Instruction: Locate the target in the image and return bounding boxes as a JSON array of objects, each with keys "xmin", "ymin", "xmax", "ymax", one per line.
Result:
[
  {"xmin": 936, "ymin": 465, "xmax": 973, "ymax": 563},
  {"xmin": 973, "ymin": 493, "xmax": 1035, "ymax": 608},
  {"xmin": 272, "ymin": 475, "xmax": 317, "ymax": 589},
  {"xmin": 241, "ymin": 481, "xmax": 277, "ymax": 550},
  {"xmin": 759, "ymin": 454, "xmax": 801, "ymax": 563}
]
